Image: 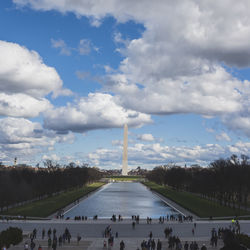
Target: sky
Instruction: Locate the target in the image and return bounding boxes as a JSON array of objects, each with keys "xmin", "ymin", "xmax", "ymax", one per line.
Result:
[{"xmin": 0, "ymin": 0, "xmax": 250, "ymax": 169}]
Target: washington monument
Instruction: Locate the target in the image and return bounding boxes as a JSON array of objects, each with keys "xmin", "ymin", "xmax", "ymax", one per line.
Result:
[{"xmin": 122, "ymin": 124, "xmax": 128, "ymax": 176}]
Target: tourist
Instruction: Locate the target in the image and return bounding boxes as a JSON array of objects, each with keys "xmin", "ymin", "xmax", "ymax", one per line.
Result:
[
  {"xmin": 24, "ymin": 242, "xmax": 29, "ymax": 250},
  {"xmin": 33, "ymin": 228, "xmax": 37, "ymax": 239},
  {"xmin": 52, "ymin": 237, "xmax": 57, "ymax": 250},
  {"xmin": 193, "ymin": 241, "xmax": 199, "ymax": 250},
  {"xmin": 42, "ymin": 228, "xmax": 45, "ymax": 239},
  {"xmin": 77, "ymin": 234, "xmax": 81, "ymax": 245},
  {"xmin": 103, "ymin": 240, "xmax": 107, "ymax": 248},
  {"xmin": 120, "ymin": 240, "xmax": 125, "ymax": 250},
  {"xmin": 220, "ymin": 229, "xmax": 247, "ymax": 250},
  {"xmin": 48, "ymin": 228, "xmax": 52, "ymax": 238},
  {"xmin": 48, "ymin": 237, "xmax": 52, "ymax": 249},
  {"xmin": 30, "ymin": 240, "xmax": 35, "ymax": 250},
  {"xmin": 58, "ymin": 235, "xmax": 62, "ymax": 246},
  {"xmin": 151, "ymin": 239, "xmax": 156, "ymax": 250},
  {"xmin": 149, "ymin": 231, "xmax": 153, "ymax": 238},
  {"xmin": 53, "ymin": 228, "xmax": 57, "ymax": 238},
  {"xmin": 184, "ymin": 241, "xmax": 189, "ymax": 250},
  {"xmin": 201, "ymin": 244, "xmax": 207, "ymax": 250},
  {"xmin": 156, "ymin": 239, "xmax": 162, "ymax": 250}
]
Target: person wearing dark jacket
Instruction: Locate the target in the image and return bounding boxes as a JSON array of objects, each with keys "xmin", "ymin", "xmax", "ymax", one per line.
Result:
[{"xmin": 220, "ymin": 230, "xmax": 247, "ymax": 250}]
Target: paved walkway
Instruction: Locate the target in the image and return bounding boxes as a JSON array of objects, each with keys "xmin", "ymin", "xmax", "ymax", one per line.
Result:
[
  {"xmin": 2, "ymin": 218, "xmax": 250, "ymax": 249},
  {"xmin": 9, "ymin": 237, "xmax": 223, "ymax": 250}
]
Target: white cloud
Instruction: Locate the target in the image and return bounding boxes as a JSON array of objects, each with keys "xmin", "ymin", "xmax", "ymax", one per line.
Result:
[
  {"xmin": 51, "ymin": 38, "xmax": 71, "ymax": 55},
  {"xmin": 0, "ymin": 117, "xmax": 74, "ymax": 163},
  {"xmin": 42, "ymin": 154, "xmax": 61, "ymax": 162},
  {"xmin": 137, "ymin": 133, "xmax": 154, "ymax": 142},
  {"xmin": 44, "ymin": 93, "xmax": 152, "ymax": 133},
  {"xmin": 12, "ymin": 0, "xmax": 250, "ymax": 137},
  {"xmin": 216, "ymin": 132, "xmax": 231, "ymax": 142},
  {"xmin": 0, "ymin": 40, "xmax": 71, "ymax": 118},
  {"xmin": 0, "ymin": 40, "xmax": 66, "ymax": 98},
  {"xmin": 85, "ymin": 141, "xmax": 250, "ymax": 169},
  {"xmin": 112, "ymin": 140, "xmax": 123, "ymax": 146},
  {"xmin": 0, "ymin": 93, "xmax": 51, "ymax": 118}
]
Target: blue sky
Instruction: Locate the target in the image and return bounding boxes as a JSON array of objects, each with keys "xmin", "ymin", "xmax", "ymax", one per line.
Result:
[{"xmin": 0, "ymin": 0, "xmax": 250, "ymax": 169}]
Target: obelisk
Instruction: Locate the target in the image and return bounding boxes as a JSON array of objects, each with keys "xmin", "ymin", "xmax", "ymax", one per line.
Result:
[{"xmin": 122, "ymin": 124, "xmax": 128, "ymax": 176}]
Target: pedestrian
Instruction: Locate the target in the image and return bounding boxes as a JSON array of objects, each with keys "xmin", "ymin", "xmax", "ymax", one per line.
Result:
[
  {"xmin": 120, "ymin": 240, "xmax": 125, "ymax": 250},
  {"xmin": 149, "ymin": 231, "xmax": 153, "ymax": 238},
  {"xmin": 24, "ymin": 242, "xmax": 29, "ymax": 250},
  {"xmin": 151, "ymin": 239, "xmax": 156, "ymax": 250},
  {"xmin": 103, "ymin": 240, "xmax": 107, "ymax": 248},
  {"xmin": 201, "ymin": 244, "xmax": 207, "ymax": 250},
  {"xmin": 157, "ymin": 239, "xmax": 162, "ymax": 250},
  {"xmin": 48, "ymin": 237, "xmax": 52, "ymax": 249},
  {"xmin": 77, "ymin": 234, "xmax": 81, "ymax": 245},
  {"xmin": 30, "ymin": 240, "xmax": 35, "ymax": 250},
  {"xmin": 52, "ymin": 238, "xmax": 57, "ymax": 250},
  {"xmin": 184, "ymin": 241, "xmax": 189, "ymax": 250},
  {"xmin": 42, "ymin": 228, "xmax": 45, "ymax": 239},
  {"xmin": 48, "ymin": 228, "xmax": 52, "ymax": 238},
  {"xmin": 38, "ymin": 245, "xmax": 42, "ymax": 250}
]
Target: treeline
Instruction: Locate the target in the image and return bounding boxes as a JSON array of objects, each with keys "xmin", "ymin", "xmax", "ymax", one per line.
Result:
[
  {"xmin": 146, "ymin": 155, "xmax": 250, "ymax": 210},
  {"xmin": 0, "ymin": 162, "xmax": 102, "ymax": 211}
]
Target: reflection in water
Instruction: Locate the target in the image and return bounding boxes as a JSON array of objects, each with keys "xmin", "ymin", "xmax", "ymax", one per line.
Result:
[{"xmin": 64, "ymin": 182, "xmax": 179, "ymax": 218}]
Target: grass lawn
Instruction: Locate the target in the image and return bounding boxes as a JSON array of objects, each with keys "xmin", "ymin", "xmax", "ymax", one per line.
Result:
[
  {"xmin": 143, "ymin": 181, "xmax": 250, "ymax": 218},
  {"xmin": 1, "ymin": 182, "xmax": 105, "ymax": 218}
]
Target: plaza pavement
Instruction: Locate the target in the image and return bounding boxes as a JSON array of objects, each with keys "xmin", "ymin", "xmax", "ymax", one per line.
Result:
[{"xmin": 1, "ymin": 219, "xmax": 250, "ymax": 249}]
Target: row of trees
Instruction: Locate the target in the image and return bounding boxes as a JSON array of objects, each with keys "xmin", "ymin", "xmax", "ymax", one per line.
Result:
[
  {"xmin": 0, "ymin": 162, "xmax": 102, "ymax": 211},
  {"xmin": 146, "ymin": 155, "xmax": 250, "ymax": 210}
]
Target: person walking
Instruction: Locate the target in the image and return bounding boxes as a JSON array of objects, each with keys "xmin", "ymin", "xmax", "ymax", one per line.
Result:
[
  {"xmin": 30, "ymin": 240, "xmax": 35, "ymax": 250},
  {"xmin": 42, "ymin": 229, "xmax": 45, "ymax": 239},
  {"xmin": 157, "ymin": 239, "xmax": 162, "ymax": 250},
  {"xmin": 151, "ymin": 239, "xmax": 156, "ymax": 250},
  {"xmin": 120, "ymin": 240, "xmax": 125, "ymax": 250},
  {"xmin": 201, "ymin": 244, "xmax": 207, "ymax": 250},
  {"xmin": 52, "ymin": 238, "xmax": 57, "ymax": 250},
  {"xmin": 48, "ymin": 237, "xmax": 52, "ymax": 249},
  {"xmin": 24, "ymin": 242, "xmax": 29, "ymax": 250},
  {"xmin": 184, "ymin": 241, "xmax": 189, "ymax": 250}
]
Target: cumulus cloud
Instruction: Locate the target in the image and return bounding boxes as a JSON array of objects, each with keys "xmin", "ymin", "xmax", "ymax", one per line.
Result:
[
  {"xmin": 137, "ymin": 133, "xmax": 155, "ymax": 142},
  {"xmin": 0, "ymin": 117, "xmax": 74, "ymax": 163},
  {"xmin": 13, "ymin": 0, "xmax": 250, "ymax": 136},
  {"xmin": 0, "ymin": 40, "xmax": 71, "ymax": 117},
  {"xmin": 85, "ymin": 141, "xmax": 250, "ymax": 169},
  {"xmin": 0, "ymin": 40, "xmax": 66, "ymax": 98},
  {"xmin": 0, "ymin": 93, "xmax": 51, "ymax": 118},
  {"xmin": 42, "ymin": 154, "xmax": 61, "ymax": 162},
  {"xmin": 44, "ymin": 93, "xmax": 152, "ymax": 133},
  {"xmin": 216, "ymin": 132, "xmax": 231, "ymax": 142}
]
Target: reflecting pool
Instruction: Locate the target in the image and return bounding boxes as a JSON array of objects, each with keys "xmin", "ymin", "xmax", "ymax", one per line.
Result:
[{"xmin": 64, "ymin": 182, "xmax": 179, "ymax": 218}]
